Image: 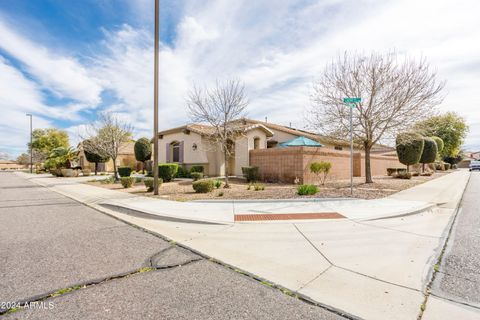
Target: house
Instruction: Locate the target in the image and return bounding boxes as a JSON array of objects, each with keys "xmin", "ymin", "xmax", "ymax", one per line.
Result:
[
  {"xmin": 0, "ymin": 160, "xmax": 25, "ymax": 170},
  {"xmin": 77, "ymin": 141, "xmax": 139, "ymax": 172},
  {"xmin": 157, "ymin": 118, "xmax": 400, "ymax": 181}
]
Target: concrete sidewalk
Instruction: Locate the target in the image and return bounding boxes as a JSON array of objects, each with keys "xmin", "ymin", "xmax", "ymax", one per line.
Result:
[
  {"xmin": 18, "ymin": 170, "xmax": 469, "ymax": 224},
  {"xmin": 17, "ymin": 170, "xmax": 474, "ymax": 319}
]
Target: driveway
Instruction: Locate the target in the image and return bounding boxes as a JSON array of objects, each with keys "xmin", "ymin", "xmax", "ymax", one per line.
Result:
[{"xmin": 0, "ymin": 172, "xmax": 344, "ymax": 319}]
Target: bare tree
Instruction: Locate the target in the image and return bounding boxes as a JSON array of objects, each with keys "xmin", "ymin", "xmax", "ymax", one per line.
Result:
[
  {"xmin": 81, "ymin": 112, "xmax": 133, "ymax": 180},
  {"xmin": 187, "ymin": 80, "xmax": 249, "ymax": 188},
  {"xmin": 308, "ymin": 52, "xmax": 444, "ymax": 183}
]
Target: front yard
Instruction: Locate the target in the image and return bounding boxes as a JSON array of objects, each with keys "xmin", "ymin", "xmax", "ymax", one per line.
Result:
[{"xmin": 85, "ymin": 171, "xmax": 451, "ymax": 201}]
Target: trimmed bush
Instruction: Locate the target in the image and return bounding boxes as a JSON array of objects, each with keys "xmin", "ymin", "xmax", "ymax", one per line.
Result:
[
  {"xmin": 452, "ymin": 164, "xmax": 457, "ymax": 169},
  {"xmin": 192, "ymin": 179, "xmax": 214, "ymax": 193},
  {"xmin": 396, "ymin": 172, "xmax": 412, "ymax": 179},
  {"xmin": 120, "ymin": 177, "xmax": 135, "ymax": 188},
  {"xmin": 297, "ymin": 184, "xmax": 318, "ymax": 195},
  {"xmin": 396, "ymin": 132, "xmax": 424, "ymax": 170},
  {"xmin": 444, "ymin": 163, "xmax": 451, "ymax": 170},
  {"xmin": 190, "ymin": 165, "xmax": 204, "ymax": 173},
  {"xmin": 214, "ymin": 180, "xmax": 222, "ymax": 189},
  {"xmin": 431, "ymin": 136, "xmax": 444, "ymax": 154},
  {"xmin": 309, "ymin": 161, "xmax": 332, "ymax": 185},
  {"xmin": 143, "ymin": 177, "xmax": 162, "ymax": 192},
  {"xmin": 158, "ymin": 164, "xmax": 178, "ymax": 182},
  {"xmin": 397, "ymin": 168, "xmax": 407, "ymax": 175},
  {"xmin": 176, "ymin": 166, "xmax": 190, "ymax": 178},
  {"xmin": 435, "ymin": 162, "xmax": 445, "ymax": 171},
  {"xmin": 242, "ymin": 166, "xmax": 260, "ymax": 183},
  {"xmin": 191, "ymin": 172, "xmax": 203, "ymax": 181},
  {"xmin": 118, "ymin": 166, "xmax": 132, "ymax": 177},
  {"xmin": 420, "ymin": 138, "xmax": 438, "ymax": 168},
  {"xmin": 134, "ymin": 138, "xmax": 152, "ymax": 173}
]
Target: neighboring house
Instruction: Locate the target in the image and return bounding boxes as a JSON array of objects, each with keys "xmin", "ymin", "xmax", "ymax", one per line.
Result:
[
  {"xmin": 157, "ymin": 118, "xmax": 397, "ymax": 178},
  {"xmin": 458, "ymin": 151, "xmax": 480, "ymax": 168},
  {"xmin": 0, "ymin": 160, "xmax": 25, "ymax": 170},
  {"xmin": 77, "ymin": 141, "xmax": 139, "ymax": 172}
]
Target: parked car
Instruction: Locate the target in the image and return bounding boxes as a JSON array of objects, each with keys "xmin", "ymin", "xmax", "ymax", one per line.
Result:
[{"xmin": 469, "ymin": 160, "xmax": 480, "ymax": 171}]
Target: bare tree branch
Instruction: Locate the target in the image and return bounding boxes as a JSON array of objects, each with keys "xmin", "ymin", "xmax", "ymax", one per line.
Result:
[
  {"xmin": 308, "ymin": 51, "xmax": 445, "ymax": 183},
  {"xmin": 186, "ymin": 79, "xmax": 249, "ymax": 187}
]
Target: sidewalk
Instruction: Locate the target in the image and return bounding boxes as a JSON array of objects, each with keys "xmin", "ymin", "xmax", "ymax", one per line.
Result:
[
  {"xmin": 17, "ymin": 170, "xmax": 474, "ymax": 319},
  {"xmin": 19, "ymin": 170, "xmax": 469, "ymax": 224}
]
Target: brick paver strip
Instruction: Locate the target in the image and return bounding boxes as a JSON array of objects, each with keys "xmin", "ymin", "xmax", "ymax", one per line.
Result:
[{"xmin": 234, "ymin": 212, "xmax": 345, "ymax": 222}]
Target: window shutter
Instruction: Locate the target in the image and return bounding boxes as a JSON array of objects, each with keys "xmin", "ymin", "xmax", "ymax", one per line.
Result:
[
  {"xmin": 166, "ymin": 143, "xmax": 170, "ymax": 163},
  {"xmin": 179, "ymin": 141, "xmax": 184, "ymax": 163}
]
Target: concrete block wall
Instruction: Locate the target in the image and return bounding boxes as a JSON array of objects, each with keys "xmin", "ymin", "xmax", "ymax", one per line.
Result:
[{"xmin": 250, "ymin": 147, "xmax": 404, "ymax": 184}]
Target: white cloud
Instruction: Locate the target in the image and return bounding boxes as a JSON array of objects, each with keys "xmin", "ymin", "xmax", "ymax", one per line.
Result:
[
  {"xmin": 2, "ymin": 0, "xmax": 480, "ymax": 156},
  {"xmin": 0, "ymin": 19, "xmax": 102, "ymax": 105}
]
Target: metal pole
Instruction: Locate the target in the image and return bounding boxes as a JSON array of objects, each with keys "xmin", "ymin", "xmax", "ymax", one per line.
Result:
[
  {"xmin": 26, "ymin": 114, "xmax": 33, "ymax": 173},
  {"xmin": 350, "ymin": 105, "xmax": 353, "ymax": 196},
  {"xmin": 153, "ymin": 0, "xmax": 160, "ymax": 195}
]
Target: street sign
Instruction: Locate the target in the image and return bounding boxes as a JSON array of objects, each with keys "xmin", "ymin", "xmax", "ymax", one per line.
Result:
[{"xmin": 343, "ymin": 97, "xmax": 361, "ymax": 103}]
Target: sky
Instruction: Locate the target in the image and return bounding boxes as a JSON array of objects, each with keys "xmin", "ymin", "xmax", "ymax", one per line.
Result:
[{"xmin": 1, "ymin": 0, "xmax": 479, "ymax": 159}]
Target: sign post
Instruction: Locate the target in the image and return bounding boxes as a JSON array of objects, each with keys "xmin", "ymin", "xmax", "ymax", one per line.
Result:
[{"xmin": 343, "ymin": 97, "xmax": 361, "ymax": 196}]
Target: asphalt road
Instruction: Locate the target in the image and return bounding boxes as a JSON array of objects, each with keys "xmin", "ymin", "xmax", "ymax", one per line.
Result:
[
  {"xmin": 0, "ymin": 172, "xmax": 346, "ymax": 320},
  {"xmin": 431, "ymin": 171, "xmax": 480, "ymax": 308}
]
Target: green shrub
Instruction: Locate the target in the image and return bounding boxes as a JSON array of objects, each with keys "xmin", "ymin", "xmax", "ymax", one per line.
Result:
[
  {"xmin": 190, "ymin": 165, "xmax": 204, "ymax": 173},
  {"xmin": 397, "ymin": 168, "xmax": 407, "ymax": 175},
  {"xmin": 297, "ymin": 184, "xmax": 318, "ymax": 195},
  {"xmin": 396, "ymin": 172, "xmax": 412, "ymax": 179},
  {"xmin": 176, "ymin": 166, "xmax": 190, "ymax": 178},
  {"xmin": 444, "ymin": 163, "xmax": 451, "ymax": 170},
  {"xmin": 134, "ymin": 177, "xmax": 143, "ymax": 184},
  {"xmin": 214, "ymin": 180, "xmax": 222, "ymax": 189},
  {"xmin": 120, "ymin": 177, "xmax": 135, "ymax": 188},
  {"xmin": 134, "ymin": 137, "xmax": 152, "ymax": 173},
  {"xmin": 452, "ymin": 164, "xmax": 457, "ymax": 169},
  {"xmin": 158, "ymin": 164, "xmax": 178, "ymax": 182},
  {"xmin": 309, "ymin": 161, "xmax": 332, "ymax": 185},
  {"xmin": 431, "ymin": 136, "xmax": 444, "ymax": 154},
  {"xmin": 217, "ymin": 191, "xmax": 224, "ymax": 197},
  {"xmin": 420, "ymin": 138, "xmax": 438, "ymax": 167},
  {"xmin": 191, "ymin": 172, "xmax": 204, "ymax": 181},
  {"xmin": 192, "ymin": 179, "xmax": 214, "ymax": 193},
  {"xmin": 143, "ymin": 177, "xmax": 162, "ymax": 192},
  {"xmin": 253, "ymin": 183, "xmax": 265, "ymax": 191},
  {"xmin": 118, "ymin": 167, "xmax": 132, "ymax": 177},
  {"xmin": 396, "ymin": 132, "xmax": 424, "ymax": 170},
  {"xmin": 242, "ymin": 166, "xmax": 260, "ymax": 183}
]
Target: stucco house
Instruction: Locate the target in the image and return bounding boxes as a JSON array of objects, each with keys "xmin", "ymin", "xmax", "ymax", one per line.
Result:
[
  {"xmin": 77, "ymin": 141, "xmax": 139, "ymax": 172},
  {"xmin": 157, "ymin": 118, "xmax": 394, "ymax": 178}
]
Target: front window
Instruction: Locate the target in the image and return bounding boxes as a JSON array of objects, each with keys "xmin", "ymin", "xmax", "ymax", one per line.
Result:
[{"xmin": 171, "ymin": 142, "xmax": 180, "ymax": 162}]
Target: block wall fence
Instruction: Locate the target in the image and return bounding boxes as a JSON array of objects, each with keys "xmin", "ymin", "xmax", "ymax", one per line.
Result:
[{"xmin": 249, "ymin": 147, "xmax": 404, "ymax": 184}]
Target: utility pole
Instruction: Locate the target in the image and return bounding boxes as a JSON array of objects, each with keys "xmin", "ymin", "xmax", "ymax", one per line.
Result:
[
  {"xmin": 153, "ymin": 0, "xmax": 160, "ymax": 195},
  {"xmin": 26, "ymin": 113, "xmax": 33, "ymax": 173}
]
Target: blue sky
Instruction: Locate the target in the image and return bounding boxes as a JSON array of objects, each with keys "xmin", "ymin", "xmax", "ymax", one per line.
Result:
[{"xmin": 1, "ymin": 0, "xmax": 480, "ymax": 158}]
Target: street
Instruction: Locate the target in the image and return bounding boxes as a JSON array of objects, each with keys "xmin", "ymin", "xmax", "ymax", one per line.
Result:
[
  {"xmin": 0, "ymin": 172, "xmax": 345, "ymax": 319},
  {"xmin": 430, "ymin": 171, "xmax": 480, "ymax": 307}
]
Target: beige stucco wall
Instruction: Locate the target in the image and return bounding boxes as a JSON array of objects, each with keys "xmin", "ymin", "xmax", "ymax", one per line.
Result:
[{"xmin": 158, "ymin": 131, "xmax": 209, "ymax": 164}]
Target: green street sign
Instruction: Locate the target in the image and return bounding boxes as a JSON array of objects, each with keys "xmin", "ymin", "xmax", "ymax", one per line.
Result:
[{"xmin": 343, "ymin": 97, "xmax": 361, "ymax": 103}]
